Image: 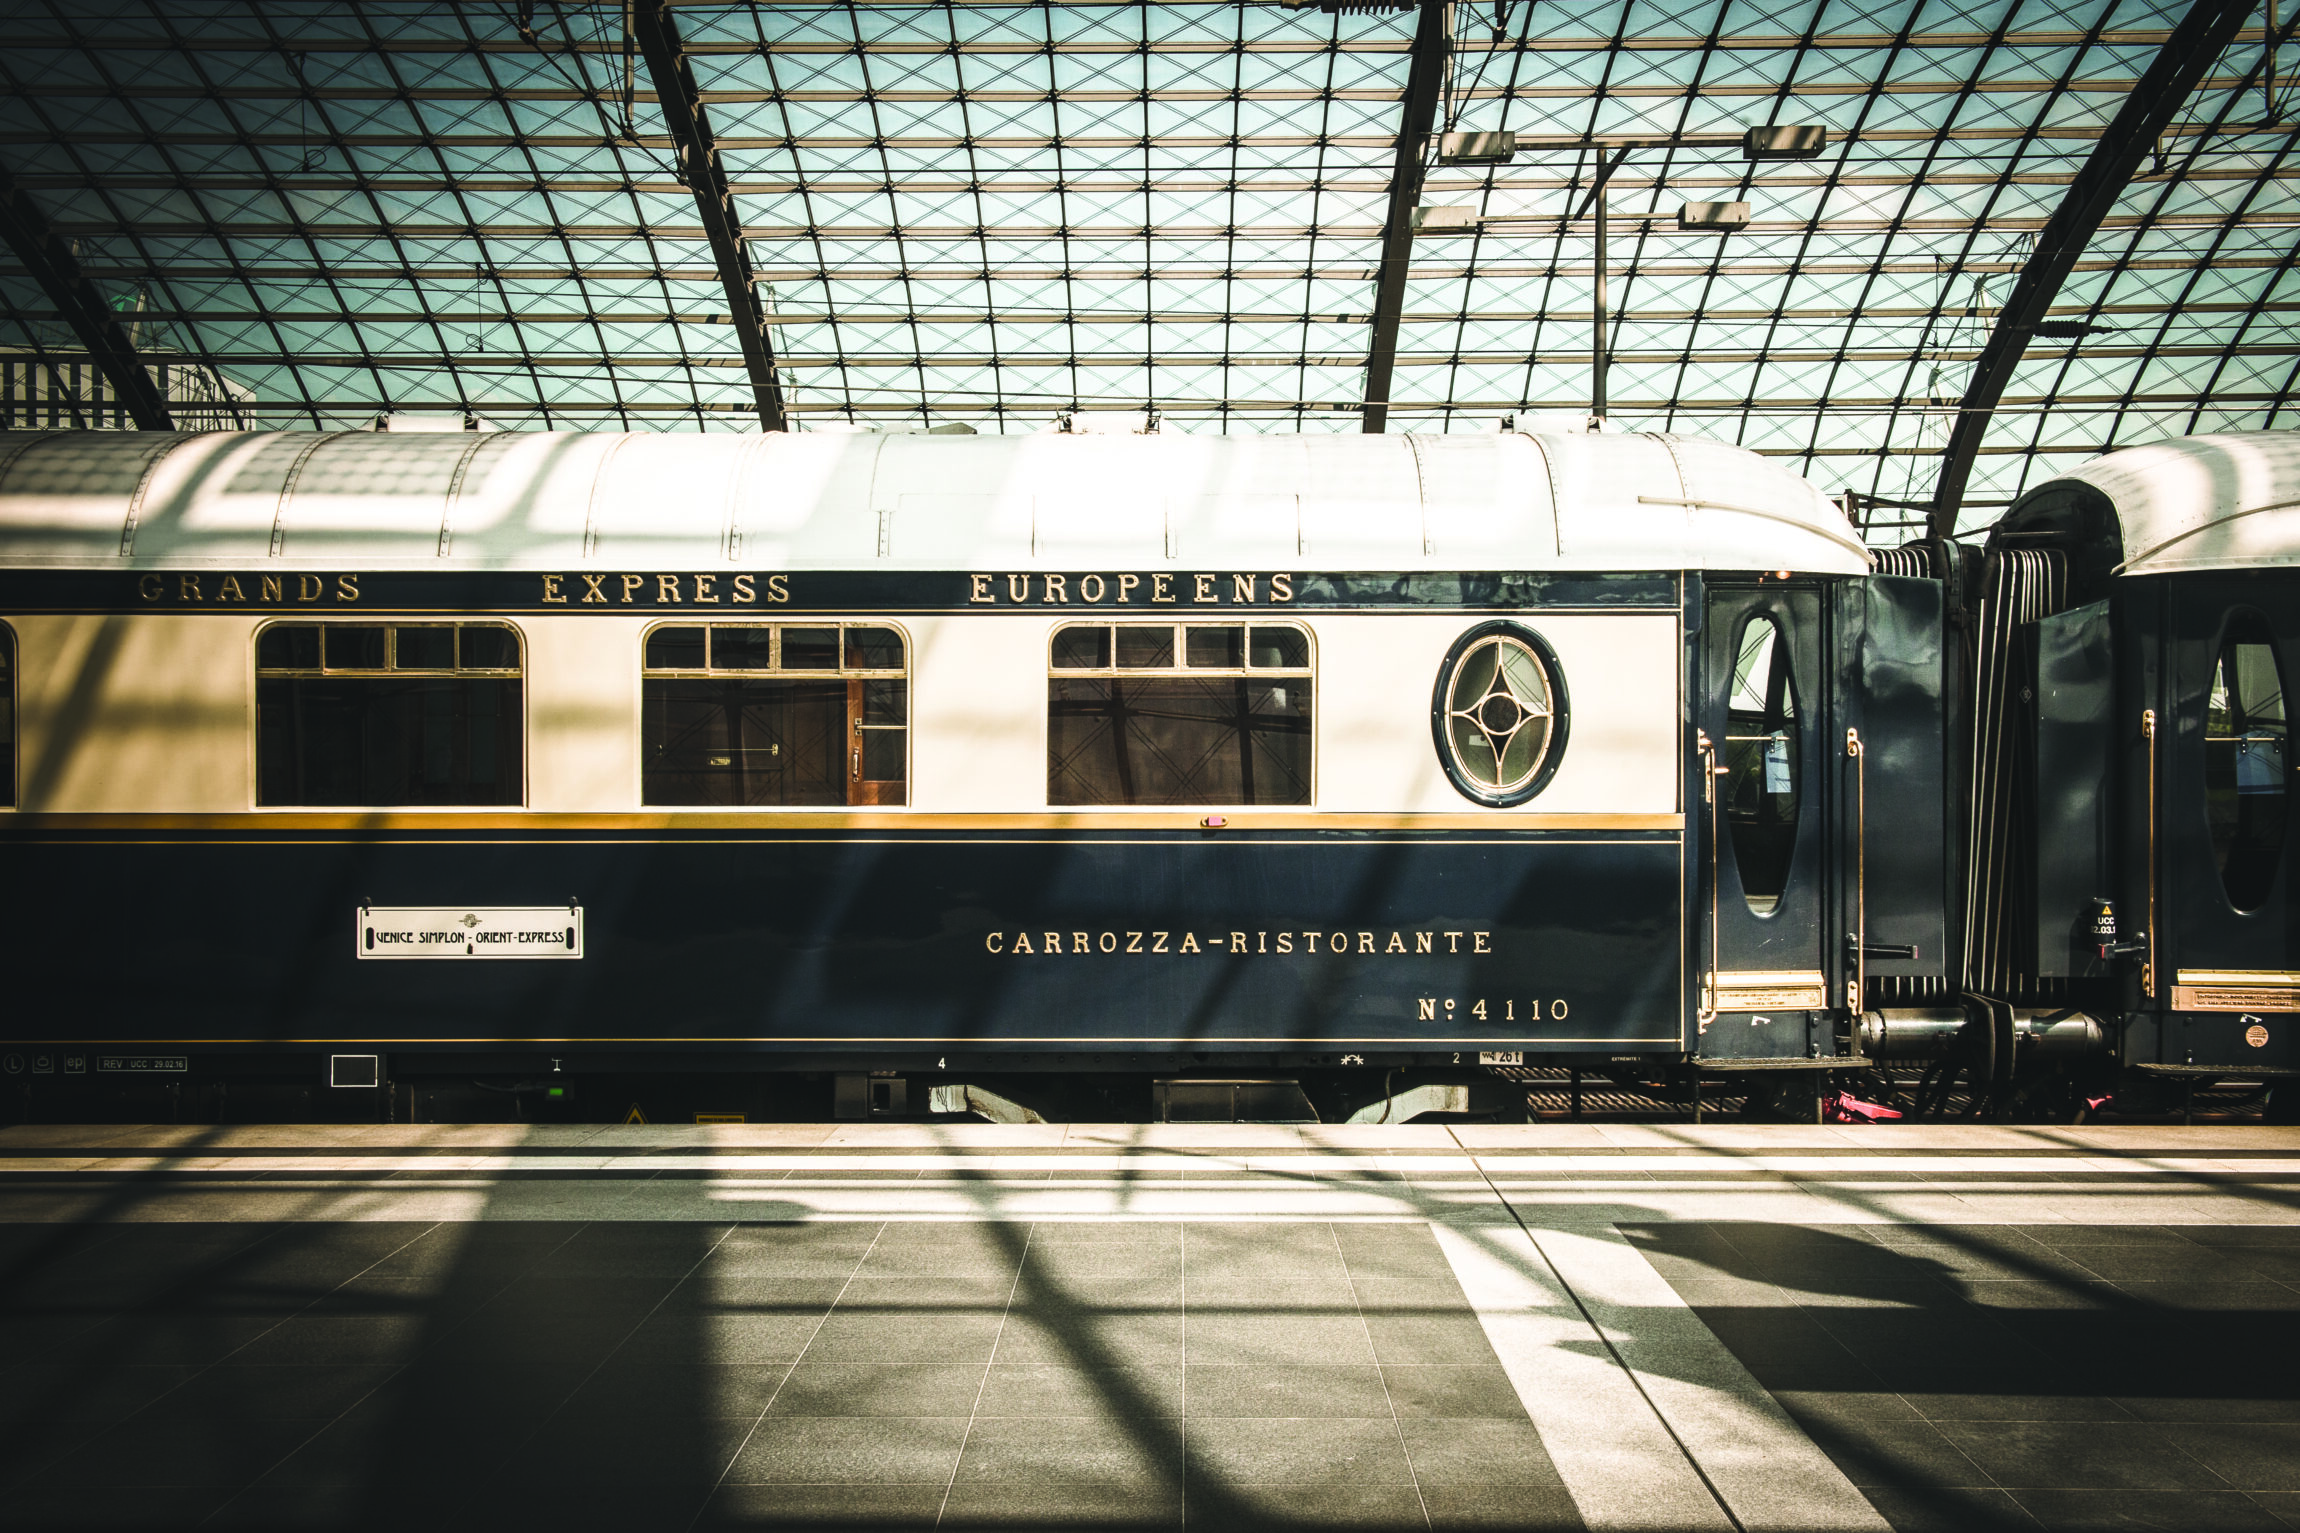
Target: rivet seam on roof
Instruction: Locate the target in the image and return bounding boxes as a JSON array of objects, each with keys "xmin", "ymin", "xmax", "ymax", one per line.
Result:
[
  {"xmin": 117, "ymin": 432, "xmax": 197, "ymax": 559},
  {"xmin": 436, "ymin": 432, "xmax": 495, "ymax": 559},
  {"xmin": 271, "ymin": 432, "xmax": 350, "ymax": 558},
  {"xmin": 582, "ymin": 434, "xmax": 633, "ymax": 560}
]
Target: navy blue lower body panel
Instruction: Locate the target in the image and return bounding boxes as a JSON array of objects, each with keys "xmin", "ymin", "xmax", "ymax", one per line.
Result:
[{"xmin": 3, "ymin": 828, "xmax": 1687, "ymax": 1058}]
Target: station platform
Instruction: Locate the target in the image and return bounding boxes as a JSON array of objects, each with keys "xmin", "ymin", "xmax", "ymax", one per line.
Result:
[{"xmin": 1, "ymin": 1122, "xmax": 2295, "ymax": 1531}]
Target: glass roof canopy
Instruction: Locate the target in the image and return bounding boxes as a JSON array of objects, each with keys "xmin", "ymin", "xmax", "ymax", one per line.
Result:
[{"xmin": 3, "ymin": 0, "xmax": 2297, "ymax": 536}]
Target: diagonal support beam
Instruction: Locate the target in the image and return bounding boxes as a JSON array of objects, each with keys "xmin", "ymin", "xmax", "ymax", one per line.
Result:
[
  {"xmin": 1361, "ymin": 0, "xmax": 1450, "ymax": 435},
  {"xmin": 0, "ymin": 165, "xmax": 171, "ymax": 431},
  {"xmin": 632, "ymin": 1, "xmax": 786, "ymax": 432},
  {"xmin": 1927, "ymin": 0, "xmax": 2258, "ymax": 537}
]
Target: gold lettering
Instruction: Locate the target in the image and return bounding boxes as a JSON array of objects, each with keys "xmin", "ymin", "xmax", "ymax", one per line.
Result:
[
  {"xmin": 581, "ymin": 574, "xmax": 609, "ymax": 604},
  {"xmin": 970, "ymin": 573, "xmax": 994, "ymax": 604},
  {"xmin": 1180, "ymin": 932, "xmax": 1201, "ymax": 953},
  {"xmin": 1418, "ymin": 998, "xmax": 1437, "ymax": 1021},
  {"xmin": 336, "ymin": 574, "xmax": 359, "ymax": 602},
  {"xmin": 1385, "ymin": 932, "xmax": 1405, "ymax": 954},
  {"xmin": 1008, "ymin": 574, "xmax": 1031, "ymax": 602},
  {"xmin": 1474, "ymin": 931, "xmax": 1491, "ymax": 954},
  {"xmin": 985, "ymin": 932, "xmax": 1005, "ymax": 954},
  {"xmin": 1357, "ymin": 932, "xmax": 1375, "ymax": 955},
  {"xmin": 216, "ymin": 576, "xmax": 245, "ymax": 603},
  {"xmin": 621, "ymin": 574, "xmax": 645, "ymax": 605},
  {"xmin": 178, "ymin": 574, "xmax": 202, "ymax": 601},
  {"xmin": 1044, "ymin": 931, "xmax": 1061, "ymax": 954},
  {"xmin": 1193, "ymin": 573, "xmax": 1216, "ymax": 603},
  {"xmin": 694, "ymin": 574, "xmax": 719, "ymax": 603},
  {"xmin": 731, "ymin": 574, "xmax": 756, "ymax": 604},
  {"xmin": 1330, "ymin": 931, "xmax": 1346, "ymax": 952},
  {"xmin": 1416, "ymin": 932, "xmax": 1433, "ymax": 954},
  {"xmin": 1014, "ymin": 932, "xmax": 1033, "ymax": 954},
  {"xmin": 1080, "ymin": 574, "xmax": 1106, "ymax": 602},
  {"xmin": 1305, "ymin": 932, "xmax": 1320, "ymax": 953},
  {"xmin": 657, "ymin": 575, "xmax": 682, "ymax": 604},
  {"xmin": 1257, "ymin": 931, "xmax": 1267, "ymax": 953},
  {"xmin": 1117, "ymin": 574, "xmax": 1141, "ymax": 603},
  {"xmin": 1551, "ymin": 998, "xmax": 1569, "ymax": 1020},
  {"xmin": 1151, "ymin": 573, "xmax": 1175, "ymax": 603},
  {"xmin": 1099, "ymin": 932, "xmax": 1116, "ymax": 953},
  {"xmin": 1127, "ymin": 931, "xmax": 1144, "ymax": 953},
  {"xmin": 1152, "ymin": 931, "xmax": 1170, "ymax": 953},
  {"xmin": 1445, "ymin": 931, "xmax": 1463, "ymax": 953},
  {"xmin": 1277, "ymin": 932, "xmax": 1293, "ymax": 953},
  {"xmin": 767, "ymin": 573, "xmax": 790, "ymax": 603},
  {"xmin": 297, "ymin": 575, "xmax": 324, "ymax": 602},
  {"xmin": 1230, "ymin": 932, "xmax": 1247, "ymax": 954},
  {"xmin": 1044, "ymin": 574, "xmax": 1068, "ymax": 603},
  {"xmin": 1072, "ymin": 932, "xmax": 1089, "ymax": 954},
  {"xmin": 1232, "ymin": 574, "xmax": 1256, "ymax": 603},
  {"xmin": 260, "ymin": 576, "xmax": 282, "ymax": 602},
  {"xmin": 542, "ymin": 574, "xmax": 567, "ymax": 604},
  {"xmin": 138, "ymin": 574, "xmax": 163, "ymax": 602},
  {"xmin": 1272, "ymin": 573, "xmax": 1294, "ymax": 602}
]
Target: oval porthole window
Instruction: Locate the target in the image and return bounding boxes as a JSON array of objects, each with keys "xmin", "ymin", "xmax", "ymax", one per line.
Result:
[
  {"xmin": 1431, "ymin": 621, "xmax": 1569, "ymax": 806},
  {"xmin": 2204, "ymin": 610, "xmax": 2288, "ymax": 912},
  {"xmin": 1724, "ymin": 614, "xmax": 1800, "ymax": 915}
]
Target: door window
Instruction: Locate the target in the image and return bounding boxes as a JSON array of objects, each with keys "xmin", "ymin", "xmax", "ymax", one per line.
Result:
[
  {"xmin": 2204, "ymin": 612, "xmax": 2288, "ymax": 911},
  {"xmin": 642, "ymin": 623, "xmax": 908, "ymax": 806},
  {"xmin": 1724, "ymin": 614, "xmax": 1801, "ymax": 914}
]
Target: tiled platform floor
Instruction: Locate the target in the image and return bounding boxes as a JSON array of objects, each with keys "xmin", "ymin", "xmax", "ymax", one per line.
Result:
[
  {"xmin": 1, "ymin": 1122, "xmax": 2296, "ymax": 1531},
  {"xmin": 1640, "ymin": 1221, "xmax": 2300, "ymax": 1533}
]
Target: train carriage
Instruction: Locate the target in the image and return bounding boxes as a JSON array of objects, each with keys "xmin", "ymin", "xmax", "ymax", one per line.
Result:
[{"xmin": 0, "ymin": 424, "xmax": 1902, "ymax": 1117}]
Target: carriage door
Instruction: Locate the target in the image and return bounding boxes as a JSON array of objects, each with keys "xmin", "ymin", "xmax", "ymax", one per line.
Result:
[
  {"xmin": 2160, "ymin": 577, "xmax": 2298, "ymax": 1059},
  {"xmin": 1699, "ymin": 581, "xmax": 1832, "ymax": 1052}
]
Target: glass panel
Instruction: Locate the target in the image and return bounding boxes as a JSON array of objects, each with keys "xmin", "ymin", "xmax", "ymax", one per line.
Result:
[
  {"xmin": 395, "ymin": 626, "xmax": 455, "ymax": 669},
  {"xmin": 1116, "ymin": 626, "xmax": 1175, "ymax": 668},
  {"xmin": 712, "ymin": 627, "xmax": 775, "ymax": 671},
  {"xmin": 645, "ymin": 627, "xmax": 706, "ymax": 670},
  {"xmin": 0, "ymin": 625, "xmax": 12, "ymax": 809},
  {"xmin": 860, "ymin": 727, "xmax": 906, "ymax": 783},
  {"xmin": 1250, "ymin": 627, "xmax": 1309, "ymax": 669},
  {"xmin": 845, "ymin": 626, "xmax": 905, "ymax": 670},
  {"xmin": 1048, "ymin": 676, "xmax": 1312, "ymax": 805},
  {"xmin": 2205, "ymin": 614, "xmax": 2289, "ymax": 912},
  {"xmin": 782, "ymin": 628, "xmax": 840, "ymax": 669},
  {"xmin": 1443, "ymin": 635, "xmax": 1553, "ymax": 793},
  {"xmin": 459, "ymin": 626, "xmax": 519, "ymax": 670},
  {"xmin": 257, "ymin": 624, "xmax": 320, "ymax": 670},
  {"xmin": 641, "ymin": 678, "xmax": 844, "ymax": 806},
  {"xmin": 1722, "ymin": 616, "xmax": 1800, "ymax": 914},
  {"xmin": 255, "ymin": 677, "xmax": 522, "ymax": 806},
  {"xmin": 324, "ymin": 625, "xmax": 388, "ymax": 670},
  {"xmin": 1051, "ymin": 625, "xmax": 1110, "ymax": 670},
  {"xmin": 1187, "ymin": 626, "xmax": 1243, "ymax": 668},
  {"xmin": 862, "ymin": 679, "xmax": 907, "ymax": 726}
]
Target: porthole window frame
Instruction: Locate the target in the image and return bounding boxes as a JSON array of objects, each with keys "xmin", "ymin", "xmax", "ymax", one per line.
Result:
[{"xmin": 1429, "ymin": 620, "xmax": 1570, "ymax": 808}]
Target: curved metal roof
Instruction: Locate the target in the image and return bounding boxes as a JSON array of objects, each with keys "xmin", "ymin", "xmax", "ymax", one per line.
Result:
[
  {"xmin": 2011, "ymin": 427, "xmax": 2300, "ymax": 575},
  {"xmin": 0, "ymin": 424, "xmax": 1870, "ymax": 574},
  {"xmin": 4, "ymin": 0, "xmax": 2298, "ymax": 541}
]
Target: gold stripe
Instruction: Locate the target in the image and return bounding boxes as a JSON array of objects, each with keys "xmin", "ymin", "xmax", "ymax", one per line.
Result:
[
  {"xmin": 0, "ymin": 810, "xmax": 1684, "ymax": 834},
  {"xmin": 41, "ymin": 1035, "xmax": 1688, "ymax": 1047},
  {"xmin": 2176, "ymin": 970, "xmax": 2300, "ymax": 986}
]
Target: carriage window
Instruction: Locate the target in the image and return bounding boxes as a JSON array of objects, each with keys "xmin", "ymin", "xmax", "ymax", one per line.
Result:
[
  {"xmin": 1047, "ymin": 622, "xmax": 1312, "ymax": 805},
  {"xmin": 1724, "ymin": 614, "xmax": 1800, "ymax": 914},
  {"xmin": 0, "ymin": 624, "xmax": 13, "ymax": 808},
  {"xmin": 1434, "ymin": 622, "xmax": 1565, "ymax": 807},
  {"xmin": 2205, "ymin": 613, "xmax": 2288, "ymax": 911},
  {"xmin": 256, "ymin": 623, "xmax": 523, "ymax": 806},
  {"xmin": 643, "ymin": 623, "xmax": 907, "ymax": 807}
]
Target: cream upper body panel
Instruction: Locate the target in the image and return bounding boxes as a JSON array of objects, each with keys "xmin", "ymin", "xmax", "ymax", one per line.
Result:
[{"xmin": 0, "ymin": 427, "xmax": 1868, "ymax": 577}]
